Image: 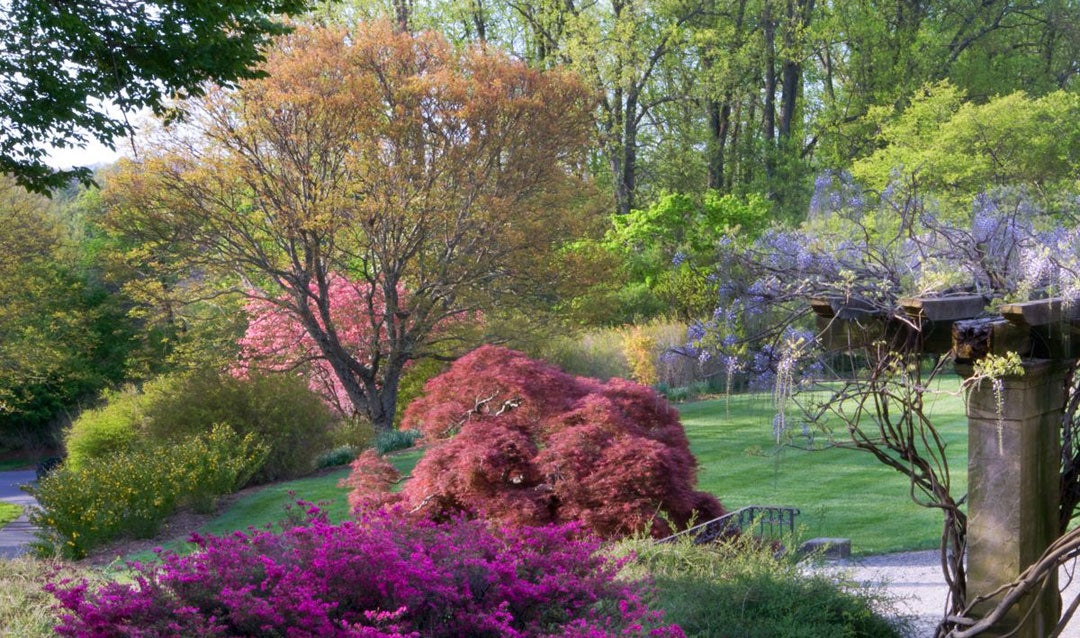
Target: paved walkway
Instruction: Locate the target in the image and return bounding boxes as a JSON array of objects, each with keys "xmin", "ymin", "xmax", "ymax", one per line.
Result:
[
  {"xmin": 819, "ymin": 550, "xmax": 1080, "ymax": 638},
  {"xmin": 0, "ymin": 470, "xmax": 37, "ymax": 558}
]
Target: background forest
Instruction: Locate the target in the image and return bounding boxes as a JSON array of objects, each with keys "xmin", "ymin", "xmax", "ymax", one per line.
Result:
[{"xmin": 3, "ymin": 0, "xmax": 1080, "ymax": 452}]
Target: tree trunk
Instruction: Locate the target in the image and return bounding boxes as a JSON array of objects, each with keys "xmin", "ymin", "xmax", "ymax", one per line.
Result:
[
  {"xmin": 394, "ymin": 0, "xmax": 412, "ymax": 34},
  {"xmin": 618, "ymin": 87, "xmax": 639, "ymax": 216},
  {"xmin": 762, "ymin": 0, "xmax": 777, "ymax": 180},
  {"xmin": 778, "ymin": 0, "xmax": 810, "ymax": 140},
  {"xmin": 706, "ymin": 99, "xmax": 729, "ymax": 190}
]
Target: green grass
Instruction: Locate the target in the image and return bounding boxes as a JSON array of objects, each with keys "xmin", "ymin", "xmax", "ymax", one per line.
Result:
[
  {"xmin": 0, "ymin": 502, "xmax": 22, "ymax": 530},
  {"xmin": 0, "ymin": 557, "xmax": 87, "ymax": 637},
  {"xmin": 615, "ymin": 536, "xmax": 907, "ymax": 637},
  {"xmin": 120, "ymin": 448, "xmax": 426, "ymax": 564},
  {"xmin": 682, "ymin": 377, "xmax": 968, "ymax": 555},
  {"xmin": 0, "ymin": 458, "xmax": 34, "ymax": 471}
]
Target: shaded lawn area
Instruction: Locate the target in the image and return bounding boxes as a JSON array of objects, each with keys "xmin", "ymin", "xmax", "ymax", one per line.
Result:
[
  {"xmin": 681, "ymin": 376, "xmax": 968, "ymax": 556},
  {"xmin": 0, "ymin": 502, "xmax": 21, "ymax": 530},
  {"xmin": 0, "ymin": 459, "xmax": 34, "ymax": 471}
]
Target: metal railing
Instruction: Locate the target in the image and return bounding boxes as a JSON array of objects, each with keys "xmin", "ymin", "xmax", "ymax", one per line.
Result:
[{"xmin": 657, "ymin": 505, "xmax": 800, "ymax": 545}]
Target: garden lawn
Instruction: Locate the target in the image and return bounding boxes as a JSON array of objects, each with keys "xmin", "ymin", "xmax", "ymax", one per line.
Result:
[
  {"xmin": 680, "ymin": 376, "xmax": 968, "ymax": 555},
  {"xmin": 0, "ymin": 502, "xmax": 21, "ymax": 530}
]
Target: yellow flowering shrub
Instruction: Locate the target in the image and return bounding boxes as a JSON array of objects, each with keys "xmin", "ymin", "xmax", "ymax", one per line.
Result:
[{"xmin": 27, "ymin": 425, "xmax": 267, "ymax": 559}]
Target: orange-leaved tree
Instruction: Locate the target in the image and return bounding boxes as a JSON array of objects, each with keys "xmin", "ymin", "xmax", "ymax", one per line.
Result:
[
  {"xmin": 343, "ymin": 345, "xmax": 725, "ymax": 538},
  {"xmin": 102, "ymin": 22, "xmax": 596, "ymax": 431}
]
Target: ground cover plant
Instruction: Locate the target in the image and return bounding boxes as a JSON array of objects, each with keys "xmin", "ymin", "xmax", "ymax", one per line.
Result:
[
  {"xmin": 0, "ymin": 557, "xmax": 87, "ymax": 637},
  {"xmin": 615, "ymin": 535, "xmax": 907, "ymax": 638},
  {"xmin": 50, "ymin": 508, "xmax": 682, "ymax": 638},
  {"xmin": 347, "ymin": 345, "xmax": 724, "ymax": 538}
]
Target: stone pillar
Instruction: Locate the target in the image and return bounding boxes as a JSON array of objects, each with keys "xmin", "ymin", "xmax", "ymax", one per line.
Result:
[{"xmin": 963, "ymin": 359, "xmax": 1064, "ymax": 637}]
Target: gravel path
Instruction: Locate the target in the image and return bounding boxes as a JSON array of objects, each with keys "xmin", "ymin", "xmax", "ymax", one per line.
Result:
[{"xmin": 819, "ymin": 550, "xmax": 1080, "ymax": 637}]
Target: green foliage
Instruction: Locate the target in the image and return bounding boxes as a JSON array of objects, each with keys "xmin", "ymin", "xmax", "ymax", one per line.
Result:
[
  {"xmin": 63, "ymin": 386, "xmax": 144, "ymax": 472},
  {"xmin": 329, "ymin": 416, "xmax": 376, "ymax": 451},
  {"xmin": 140, "ymin": 370, "xmax": 334, "ymax": 484},
  {"xmin": 315, "ymin": 445, "xmax": 359, "ymax": 469},
  {"xmin": 614, "ymin": 536, "xmax": 907, "ymax": 638},
  {"xmin": 852, "ymin": 84, "xmax": 1080, "ymax": 217},
  {"xmin": 66, "ymin": 370, "xmax": 334, "ymax": 485},
  {"xmin": 29, "ymin": 425, "xmax": 267, "ymax": 558},
  {"xmin": 605, "ymin": 191, "xmax": 770, "ymax": 319},
  {"xmin": 172, "ymin": 425, "xmax": 269, "ymax": 514},
  {"xmin": 1, "ymin": 0, "xmax": 307, "ymax": 193},
  {"xmin": 0, "ymin": 178, "xmax": 136, "ymax": 449},
  {"xmin": 661, "ymin": 381, "xmax": 711, "ymax": 403},
  {"xmin": 394, "ymin": 358, "xmax": 448, "ymax": 426},
  {"xmin": 373, "ymin": 428, "xmax": 421, "ymax": 456}
]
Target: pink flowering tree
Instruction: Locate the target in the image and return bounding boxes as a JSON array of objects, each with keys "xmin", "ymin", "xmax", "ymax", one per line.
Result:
[
  {"xmin": 235, "ymin": 274, "xmax": 408, "ymax": 418},
  {"xmin": 344, "ymin": 345, "xmax": 726, "ymax": 538}
]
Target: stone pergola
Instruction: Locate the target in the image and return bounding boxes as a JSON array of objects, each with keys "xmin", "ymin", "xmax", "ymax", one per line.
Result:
[{"xmin": 812, "ymin": 294, "xmax": 1079, "ymax": 638}]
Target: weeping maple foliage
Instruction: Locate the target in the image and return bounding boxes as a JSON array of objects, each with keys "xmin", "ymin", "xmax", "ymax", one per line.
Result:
[{"xmin": 344, "ymin": 345, "xmax": 724, "ymax": 538}]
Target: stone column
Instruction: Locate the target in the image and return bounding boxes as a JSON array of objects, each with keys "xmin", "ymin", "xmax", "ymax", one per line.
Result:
[{"xmin": 963, "ymin": 359, "xmax": 1065, "ymax": 638}]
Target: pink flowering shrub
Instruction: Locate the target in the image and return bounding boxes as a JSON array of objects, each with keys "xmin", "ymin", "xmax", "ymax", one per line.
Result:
[
  {"xmin": 348, "ymin": 346, "xmax": 724, "ymax": 538},
  {"xmin": 48, "ymin": 507, "xmax": 684, "ymax": 638}
]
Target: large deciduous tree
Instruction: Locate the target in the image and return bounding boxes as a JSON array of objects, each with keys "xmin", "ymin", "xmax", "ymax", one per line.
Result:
[
  {"xmin": 0, "ymin": 0, "xmax": 307, "ymax": 194},
  {"xmin": 103, "ymin": 22, "xmax": 595, "ymax": 432}
]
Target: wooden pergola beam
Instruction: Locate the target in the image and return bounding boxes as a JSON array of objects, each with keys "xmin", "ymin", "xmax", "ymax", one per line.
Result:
[{"xmin": 900, "ymin": 295, "xmax": 988, "ymax": 322}]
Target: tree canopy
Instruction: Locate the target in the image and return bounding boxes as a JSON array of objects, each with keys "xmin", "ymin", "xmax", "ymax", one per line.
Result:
[
  {"xmin": 103, "ymin": 22, "xmax": 595, "ymax": 431},
  {"xmin": 0, "ymin": 0, "xmax": 306, "ymax": 193}
]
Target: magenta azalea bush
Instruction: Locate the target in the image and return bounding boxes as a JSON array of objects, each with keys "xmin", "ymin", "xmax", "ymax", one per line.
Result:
[{"xmin": 48, "ymin": 507, "xmax": 683, "ymax": 638}]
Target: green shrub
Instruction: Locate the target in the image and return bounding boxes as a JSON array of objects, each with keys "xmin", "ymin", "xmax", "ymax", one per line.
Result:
[
  {"xmin": 171, "ymin": 424, "xmax": 269, "ymax": 513},
  {"xmin": 63, "ymin": 385, "xmax": 145, "ymax": 471},
  {"xmin": 614, "ymin": 536, "xmax": 907, "ymax": 638},
  {"xmin": 140, "ymin": 370, "xmax": 334, "ymax": 484},
  {"xmin": 64, "ymin": 370, "xmax": 334, "ymax": 485},
  {"xmin": 28, "ymin": 426, "xmax": 267, "ymax": 559},
  {"xmin": 542, "ymin": 329, "xmax": 627, "ymax": 380},
  {"xmin": 395, "ymin": 358, "xmax": 448, "ymax": 425},
  {"xmin": 664, "ymin": 386, "xmax": 692, "ymax": 403},
  {"xmin": 664, "ymin": 381, "xmax": 712, "ymax": 403},
  {"xmin": 315, "ymin": 445, "xmax": 358, "ymax": 469},
  {"xmin": 373, "ymin": 428, "xmax": 421, "ymax": 455},
  {"xmin": 330, "ymin": 416, "xmax": 376, "ymax": 450},
  {"xmin": 30, "ymin": 448, "xmax": 180, "ymax": 557}
]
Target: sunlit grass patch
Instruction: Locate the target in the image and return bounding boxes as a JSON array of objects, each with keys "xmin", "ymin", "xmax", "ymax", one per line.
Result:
[
  {"xmin": 681, "ymin": 375, "xmax": 967, "ymax": 555},
  {"xmin": 0, "ymin": 502, "xmax": 21, "ymax": 530}
]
